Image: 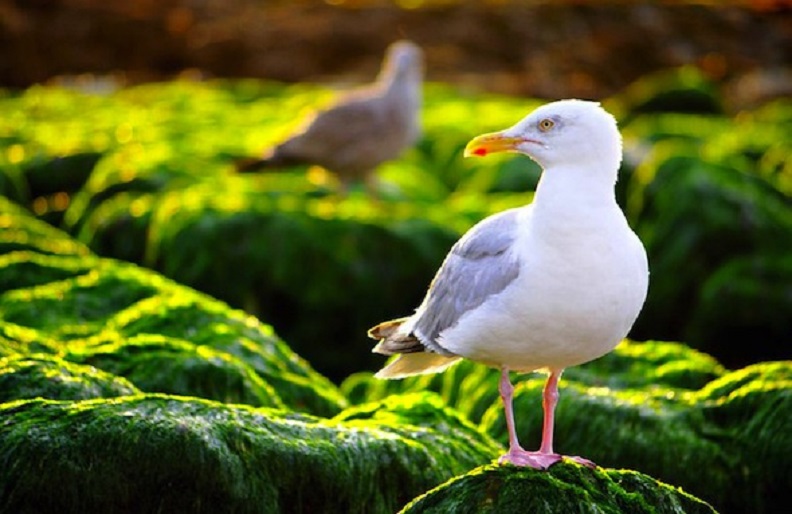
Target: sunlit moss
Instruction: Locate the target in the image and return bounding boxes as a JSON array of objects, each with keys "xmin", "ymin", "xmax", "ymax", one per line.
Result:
[
  {"xmin": 0, "ymin": 353, "xmax": 140, "ymax": 402},
  {"xmin": 0, "ymin": 393, "xmax": 495, "ymax": 513},
  {"xmin": 401, "ymin": 463, "xmax": 717, "ymax": 514}
]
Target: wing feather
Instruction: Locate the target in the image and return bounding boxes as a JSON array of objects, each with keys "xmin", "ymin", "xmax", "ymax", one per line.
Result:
[{"xmin": 413, "ymin": 207, "xmax": 523, "ymax": 349}]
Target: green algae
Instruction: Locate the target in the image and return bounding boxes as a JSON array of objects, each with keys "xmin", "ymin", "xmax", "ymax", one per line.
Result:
[
  {"xmin": 0, "ymin": 200, "xmax": 347, "ymax": 417},
  {"xmin": 478, "ymin": 360, "xmax": 792, "ymax": 514},
  {"xmin": 0, "ymin": 197, "xmax": 91, "ymax": 257},
  {"xmin": 0, "ymin": 252, "xmax": 94, "ymax": 293},
  {"xmin": 66, "ymin": 335, "xmax": 285, "ymax": 409},
  {"xmin": 0, "ymin": 353, "xmax": 139, "ymax": 402},
  {"xmin": 341, "ymin": 340, "xmax": 723, "ymax": 424},
  {"xmin": 400, "ymin": 463, "xmax": 717, "ymax": 514},
  {"xmin": 0, "ymin": 393, "xmax": 495, "ymax": 514},
  {"xmin": 344, "ymin": 343, "xmax": 788, "ymax": 513}
]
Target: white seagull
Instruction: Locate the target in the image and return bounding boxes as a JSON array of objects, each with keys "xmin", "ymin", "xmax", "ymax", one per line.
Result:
[{"xmin": 369, "ymin": 100, "xmax": 649, "ymax": 469}]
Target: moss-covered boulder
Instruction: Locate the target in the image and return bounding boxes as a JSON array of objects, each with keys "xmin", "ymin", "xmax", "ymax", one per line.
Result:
[
  {"xmin": 400, "ymin": 463, "xmax": 717, "ymax": 514},
  {"xmin": 627, "ymin": 148, "xmax": 792, "ymax": 367},
  {"xmin": 0, "ymin": 197, "xmax": 346, "ymax": 417},
  {"xmin": 344, "ymin": 341, "xmax": 790, "ymax": 513},
  {"xmin": 4, "ymin": 80, "xmax": 789, "ymax": 378},
  {"xmin": 65, "ymin": 335, "xmax": 286, "ymax": 409},
  {"xmin": 342, "ymin": 340, "xmax": 724, "ymax": 425},
  {"xmin": 0, "ymin": 393, "xmax": 498, "ymax": 514},
  {"xmin": 0, "ymin": 353, "xmax": 139, "ymax": 402},
  {"xmin": 479, "ymin": 360, "xmax": 791, "ymax": 514},
  {"xmin": 0, "ymin": 196, "xmax": 91, "ymax": 257}
]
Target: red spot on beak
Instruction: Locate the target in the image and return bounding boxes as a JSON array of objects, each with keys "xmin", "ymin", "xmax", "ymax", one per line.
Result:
[{"xmin": 473, "ymin": 147, "xmax": 488, "ymax": 156}]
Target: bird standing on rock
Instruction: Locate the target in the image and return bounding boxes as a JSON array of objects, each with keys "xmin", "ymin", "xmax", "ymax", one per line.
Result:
[
  {"xmin": 369, "ymin": 100, "xmax": 649, "ymax": 470},
  {"xmin": 237, "ymin": 40, "xmax": 423, "ymax": 192}
]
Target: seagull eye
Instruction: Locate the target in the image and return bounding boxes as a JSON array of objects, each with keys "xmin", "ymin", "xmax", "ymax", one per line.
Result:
[{"xmin": 538, "ymin": 119, "xmax": 555, "ymax": 132}]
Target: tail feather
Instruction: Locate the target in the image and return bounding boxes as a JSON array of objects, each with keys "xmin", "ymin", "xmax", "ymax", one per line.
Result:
[
  {"xmin": 375, "ymin": 353, "xmax": 461, "ymax": 379},
  {"xmin": 370, "ymin": 318, "xmax": 424, "ymax": 355},
  {"xmin": 369, "ymin": 317, "xmax": 461, "ymax": 379}
]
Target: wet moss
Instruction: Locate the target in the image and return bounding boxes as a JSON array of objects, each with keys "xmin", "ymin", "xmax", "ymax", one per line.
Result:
[
  {"xmin": 400, "ymin": 463, "xmax": 717, "ymax": 514},
  {"xmin": 0, "ymin": 197, "xmax": 91, "ymax": 257},
  {"xmin": 0, "ymin": 353, "xmax": 139, "ymax": 402},
  {"xmin": 0, "ymin": 252, "xmax": 94, "ymax": 293},
  {"xmin": 0, "ymin": 262, "xmax": 161, "ymax": 338},
  {"xmin": 0, "ymin": 200, "xmax": 346, "ymax": 417},
  {"xmin": 66, "ymin": 335, "xmax": 285, "ymax": 409},
  {"xmin": 107, "ymin": 293, "xmax": 347, "ymax": 416},
  {"xmin": 478, "ymin": 360, "xmax": 791, "ymax": 514},
  {"xmin": 0, "ymin": 393, "xmax": 495, "ymax": 514}
]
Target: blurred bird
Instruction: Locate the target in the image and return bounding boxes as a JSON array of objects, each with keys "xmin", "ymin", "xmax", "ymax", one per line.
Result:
[
  {"xmin": 236, "ymin": 40, "xmax": 423, "ymax": 192},
  {"xmin": 369, "ymin": 100, "xmax": 649, "ymax": 469}
]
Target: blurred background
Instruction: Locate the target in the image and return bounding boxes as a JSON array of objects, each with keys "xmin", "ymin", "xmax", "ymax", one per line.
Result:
[
  {"xmin": 2, "ymin": 0, "xmax": 790, "ymax": 103},
  {"xmin": 0, "ymin": 0, "xmax": 790, "ymax": 383}
]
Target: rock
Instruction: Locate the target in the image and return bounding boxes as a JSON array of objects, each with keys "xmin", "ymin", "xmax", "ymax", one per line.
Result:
[
  {"xmin": 479, "ymin": 357, "xmax": 791, "ymax": 514},
  {"xmin": 0, "ymin": 197, "xmax": 347, "ymax": 417},
  {"xmin": 343, "ymin": 341, "xmax": 791, "ymax": 513},
  {"xmin": 66, "ymin": 335, "xmax": 286, "ymax": 409},
  {"xmin": 400, "ymin": 463, "xmax": 717, "ymax": 514},
  {"xmin": 0, "ymin": 353, "xmax": 140, "ymax": 402},
  {"xmin": 0, "ymin": 393, "xmax": 496, "ymax": 514}
]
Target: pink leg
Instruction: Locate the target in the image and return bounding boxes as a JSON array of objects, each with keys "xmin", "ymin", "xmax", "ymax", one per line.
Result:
[{"xmin": 498, "ymin": 367, "xmax": 595, "ymax": 470}]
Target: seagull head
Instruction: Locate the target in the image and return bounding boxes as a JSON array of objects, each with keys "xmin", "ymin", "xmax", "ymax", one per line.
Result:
[
  {"xmin": 381, "ymin": 40, "xmax": 423, "ymax": 84},
  {"xmin": 464, "ymin": 100, "xmax": 622, "ymax": 173}
]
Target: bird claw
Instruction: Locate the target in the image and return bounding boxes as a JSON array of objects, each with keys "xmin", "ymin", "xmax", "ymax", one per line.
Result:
[
  {"xmin": 499, "ymin": 449, "xmax": 562, "ymax": 470},
  {"xmin": 498, "ymin": 450, "xmax": 596, "ymax": 470}
]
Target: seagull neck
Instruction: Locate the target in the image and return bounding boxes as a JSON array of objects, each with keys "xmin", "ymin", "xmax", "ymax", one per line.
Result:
[{"xmin": 532, "ymin": 165, "xmax": 618, "ymax": 214}]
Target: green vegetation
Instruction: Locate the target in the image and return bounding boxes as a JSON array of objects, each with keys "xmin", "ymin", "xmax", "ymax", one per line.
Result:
[
  {"xmin": 1, "ymin": 70, "xmax": 790, "ymax": 513},
  {"xmin": 0, "ymin": 393, "xmax": 498, "ymax": 514},
  {"xmin": 343, "ymin": 342, "xmax": 792, "ymax": 513},
  {"xmin": 0, "ymin": 197, "xmax": 345, "ymax": 417},
  {"xmin": 401, "ymin": 463, "xmax": 717, "ymax": 514},
  {"xmin": 2, "ymin": 68, "xmax": 789, "ymax": 377}
]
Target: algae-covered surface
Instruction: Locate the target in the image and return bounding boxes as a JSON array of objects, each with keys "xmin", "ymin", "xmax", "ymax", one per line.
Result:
[
  {"xmin": 0, "ymin": 196, "xmax": 345, "ymax": 416},
  {"xmin": 400, "ymin": 463, "xmax": 717, "ymax": 514},
  {"xmin": 344, "ymin": 343, "xmax": 792, "ymax": 514},
  {"xmin": 0, "ymin": 393, "xmax": 498, "ymax": 514},
  {"xmin": 2, "ymin": 74, "xmax": 789, "ymax": 376},
  {"xmin": 1, "ymin": 79, "xmax": 790, "ymax": 512},
  {"xmin": 0, "ymin": 353, "xmax": 140, "ymax": 403}
]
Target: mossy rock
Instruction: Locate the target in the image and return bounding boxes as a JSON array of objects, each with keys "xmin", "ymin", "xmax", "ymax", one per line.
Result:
[
  {"xmin": 0, "ymin": 353, "xmax": 139, "ymax": 402},
  {"xmin": 342, "ymin": 360, "xmax": 500, "ymax": 425},
  {"xmin": 685, "ymin": 254, "xmax": 792, "ymax": 364},
  {"xmin": 66, "ymin": 335, "xmax": 286, "ymax": 409},
  {"xmin": 400, "ymin": 463, "xmax": 716, "ymax": 514},
  {"xmin": 0, "ymin": 196, "xmax": 90, "ymax": 257},
  {"xmin": 614, "ymin": 66, "xmax": 723, "ymax": 119},
  {"xmin": 346, "ymin": 341, "xmax": 788, "ymax": 513},
  {"xmin": 627, "ymin": 151, "xmax": 792, "ymax": 367},
  {"xmin": 0, "ymin": 199, "xmax": 346, "ymax": 417},
  {"xmin": 0, "ymin": 393, "xmax": 497, "ymax": 514},
  {"xmin": 479, "ymin": 359, "xmax": 791, "ymax": 514}
]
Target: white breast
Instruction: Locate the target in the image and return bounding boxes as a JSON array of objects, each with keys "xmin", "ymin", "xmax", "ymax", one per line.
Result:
[{"xmin": 439, "ymin": 205, "xmax": 648, "ymax": 372}]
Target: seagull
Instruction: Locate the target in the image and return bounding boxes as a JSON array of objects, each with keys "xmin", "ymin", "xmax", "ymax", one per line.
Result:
[
  {"xmin": 236, "ymin": 40, "xmax": 423, "ymax": 191},
  {"xmin": 368, "ymin": 100, "xmax": 649, "ymax": 470}
]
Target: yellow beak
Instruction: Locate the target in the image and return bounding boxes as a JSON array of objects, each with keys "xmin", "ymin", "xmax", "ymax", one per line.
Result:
[{"xmin": 464, "ymin": 131, "xmax": 524, "ymax": 158}]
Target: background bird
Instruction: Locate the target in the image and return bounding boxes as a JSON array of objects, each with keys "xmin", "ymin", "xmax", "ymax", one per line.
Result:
[
  {"xmin": 369, "ymin": 100, "xmax": 649, "ymax": 470},
  {"xmin": 236, "ymin": 40, "xmax": 423, "ymax": 192}
]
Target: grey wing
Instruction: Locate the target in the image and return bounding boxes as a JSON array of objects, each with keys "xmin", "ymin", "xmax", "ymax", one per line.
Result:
[
  {"xmin": 412, "ymin": 207, "xmax": 524, "ymax": 351},
  {"xmin": 278, "ymin": 95, "xmax": 386, "ymax": 163}
]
